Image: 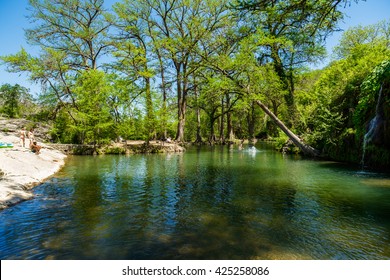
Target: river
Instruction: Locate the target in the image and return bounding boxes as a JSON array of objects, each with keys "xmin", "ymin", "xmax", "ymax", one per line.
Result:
[{"xmin": 1, "ymin": 143, "xmax": 390, "ymax": 259}]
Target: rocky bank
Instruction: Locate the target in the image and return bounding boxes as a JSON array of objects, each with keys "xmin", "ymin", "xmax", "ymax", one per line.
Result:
[
  {"xmin": 0, "ymin": 118, "xmax": 66, "ymax": 210},
  {"xmin": 0, "ymin": 118, "xmax": 185, "ymax": 209}
]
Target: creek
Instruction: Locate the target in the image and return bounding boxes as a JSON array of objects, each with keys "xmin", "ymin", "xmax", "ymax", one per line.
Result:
[{"xmin": 1, "ymin": 143, "xmax": 390, "ymax": 259}]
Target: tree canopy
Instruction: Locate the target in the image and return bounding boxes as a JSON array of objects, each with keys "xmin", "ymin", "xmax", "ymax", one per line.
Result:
[{"xmin": 2, "ymin": 0, "xmax": 389, "ymax": 167}]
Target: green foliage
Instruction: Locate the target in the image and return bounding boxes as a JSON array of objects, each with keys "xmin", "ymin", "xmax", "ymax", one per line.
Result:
[
  {"xmin": 50, "ymin": 110, "xmax": 78, "ymax": 143},
  {"xmin": 2, "ymin": 0, "xmax": 390, "ymax": 170},
  {"xmin": 72, "ymin": 70, "xmax": 115, "ymax": 144},
  {"xmin": 26, "ymin": 0, "xmax": 111, "ymax": 70},
  {"xmin": 354, "ymin": 60, "xmax": 390, "ymax": 138},
  {"xmin": 231, "ymin": 0, "xmax": 348, "ymax": 126},
  {"xmin": 0, "ymin": 83, "xmax": 33, "ymax": 118},
  {"xmin": 0, "ymin": 84, "xmax": 22, "ymax": 118},
  {"xmin": 298, "ymin": 22, "xmax": 390, "ymax": 165},
  {"xmin": 273, "ymin": 134, "xmax": 289, "ymax": 150},
  {"xmin": 334, "ymin": 20, "xmax": 390, "ymax": 59},
  {"xmin": 103, "ymin": 146, "xmax": 127, "ymax": 155}
]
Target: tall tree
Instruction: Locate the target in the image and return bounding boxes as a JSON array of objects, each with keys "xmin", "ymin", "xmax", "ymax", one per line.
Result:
[
  {"xmin": 112, "ymin": 0, "xmax": 156, "ymax": 143},
  {"xmin": 0, "ymin": 84, "xmax": 31, "ymax": 118},
  {"xmin": 334, "ymin": 19, "xmax": 390, "ymax": 59},
  {"xmin": 232, "ymin": 0, "xmax": 358, "ymax": 127},
  {"xmin": 300, "ymin": 22, "xmax": 390, "ymax": 160},
  {"xmin": 26, "ymin": 0, "xmax": 112, "ymax": 70},
  {"xmin": 1, "ymin": 0, "xmax": 112, "ymax": 124},
  {"xmin": 135, "ymin": 0, "xmax": 231, "ymax": 142},
  {"xmin": 199, "ymin": 26, "xmax": 320, "ymax": 155},
  {"xmin": 72, "ymin": 69, "xmax": 114, "ymax": 144}
]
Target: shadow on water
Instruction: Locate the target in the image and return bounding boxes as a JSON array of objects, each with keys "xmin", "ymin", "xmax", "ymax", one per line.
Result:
[{"xmin": 1, "ymin": 145, "xmax": 390, "ymax": 260}]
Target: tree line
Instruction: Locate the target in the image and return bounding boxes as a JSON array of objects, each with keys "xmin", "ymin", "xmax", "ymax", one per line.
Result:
[{"xmin": 1, "ymin": 0, "xmax": 389, "ymax": 165}]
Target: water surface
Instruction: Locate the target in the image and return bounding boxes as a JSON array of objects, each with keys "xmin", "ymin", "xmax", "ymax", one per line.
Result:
[{"xmin": 1, "ymin": 144, "xmax": 390, "ymax": 259}]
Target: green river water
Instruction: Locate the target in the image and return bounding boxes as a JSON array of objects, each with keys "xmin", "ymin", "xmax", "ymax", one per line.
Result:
[{"xmin": 1, "ymin": 143, "xmax": 390, "ymax": 259}]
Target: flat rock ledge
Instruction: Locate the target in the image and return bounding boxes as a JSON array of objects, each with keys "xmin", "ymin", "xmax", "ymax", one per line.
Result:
[{"xmin": 0, "ymin": 132, "xmax": 67, "ymax": 210}]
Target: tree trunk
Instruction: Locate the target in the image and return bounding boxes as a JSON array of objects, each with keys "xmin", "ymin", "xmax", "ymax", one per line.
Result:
[
  {"xmin": 161, "ymin": 70, "xmax": 168, "ymax": 140},
  {"xmin": 176, "ymin": 96, "xmax": 186, "ymax": 143},
  {"xmin": 209, "ymin": 123, "xmax": 216, "ymax": 145},
  {"xmin": 195, "ymin": 83, "xmax": 202, "ymax": 143},
  {"xmin": 208, "ymin": 113, "xmax": 217, "ymax": 145},
  {"xmin": 175, "ymin": 70, "xmax": 186, "ymax": 142},
  {"xmin": 247, "ymin": 101, "xmax": 256, "ymax": 143},
  {"xmin": 177, "ymin": 115, "xmax": 185, "ymax": 142},
  {"xmin": 219, "ymin": 97, "xmax": 225, "ymax": 143},
  {"xmin": 271, "ymin": 45, "xmax": 296, "ymax": 127},
  {"xmin": 226, "ymin": 94, "xmax": 234, "ymax": 142},
  {"xmin": 255, "ymin": 100, "xmax": 320, "ymax": 157},
  {"xmin": 157, "ymin": 49, "xmax": 168, "ymax": 139},
  {"xmin": 145, "ymin": 76, "xmax": 154, "ymax": 144},
  {"xmin": 162, "ymin": 94, "xmax": 167, "ymax": 140},
  {"xmin": 196, "ymin": 106, "xmax": 202, "ymax": 143},
  {"xmin": 175, "ymin": 62, "xmax": 188, "ymax": 143}
]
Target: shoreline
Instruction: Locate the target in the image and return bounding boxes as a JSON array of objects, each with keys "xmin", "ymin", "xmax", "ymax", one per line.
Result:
[
  {"xmin": 0, "ymin": 133, "xmax": 183, "ymax": 210},
  {"xmin": 0, "ymin": 132, "xmax": 67, "ymax": 210}
]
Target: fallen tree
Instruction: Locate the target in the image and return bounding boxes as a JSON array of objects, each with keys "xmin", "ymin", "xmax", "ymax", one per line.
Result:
[{"xmin": 255, "ymin": 100, "xmax": 320, "ymax": 157}]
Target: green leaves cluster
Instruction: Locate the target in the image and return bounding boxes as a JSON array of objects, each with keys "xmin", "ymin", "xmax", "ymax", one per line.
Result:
[
  {"xmin": 297, "ymin": 20, "xmax": 390, "ymax": 162},
  {"xmin": 72, "ymin": 69, "xmax": 114, "ymax": 144},
  {"xmin": 0, "ymin": 84, "xmax": 33, "ymax": 118},
  {"xmin": 3, "ymin": 0, "xmax": 390, "ymax": 165},
  {"xmin": 355, "ymin": 59, "xmax": 390, "ymax": 136}
]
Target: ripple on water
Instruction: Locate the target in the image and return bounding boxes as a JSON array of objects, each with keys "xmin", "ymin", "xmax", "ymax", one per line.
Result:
[{"xmin": 1, "ymin": 150, "xmax": 390, "ymax": 259}]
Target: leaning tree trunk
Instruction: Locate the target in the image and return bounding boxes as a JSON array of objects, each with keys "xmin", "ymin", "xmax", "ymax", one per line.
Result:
[{"xmin": 255, "ymin": 100, "xmax": 320, "ymax": 157}]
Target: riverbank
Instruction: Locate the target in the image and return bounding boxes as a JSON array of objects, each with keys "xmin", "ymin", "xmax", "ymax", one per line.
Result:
[
  {"xmin": 0, "ymin": 131, "xmax": 66, "ymax": 210},
  {"xmin": 0, "ymin": 117, "xmax": 186, "ymax": 209},
  {"xmin": 48, "ymin": 140, "xmax": 186, "ymax": 155},
  {"xmin": 0, "ymin": 135, "xmax": 185, "ymax": 209}
]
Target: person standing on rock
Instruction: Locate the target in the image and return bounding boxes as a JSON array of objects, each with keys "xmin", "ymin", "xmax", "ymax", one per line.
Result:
[
  {"xmin": 20, "ymin": 127, "xmax": 27, "ymax": 148},
  {"xmin": 27, "ymin": 128, "xmax": 35, "ymax": 147}
]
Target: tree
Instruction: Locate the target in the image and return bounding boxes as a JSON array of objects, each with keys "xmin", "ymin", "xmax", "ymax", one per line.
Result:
[
  {"xmin": 0, "ymin": 84, "xmax": 31, "ymax": 118},
  {"xmin": 231, "ymin": 0, "xmax": 358, "ymax": 127},
  {"xmin": 111, "ymin": 0, "xmax": 157, "ymax": 143},
  {"xmin": 26, "ymin": 0, "xmax": 112, "ymax": 71},
  {"xmin": 194, "ymin": 73, "xmax": 240, "ymax": 144},
  {"xmin": 198, "ymin": 25, "xmax": 320, "ymax": 155},
  {"xmin": 334, "ymin": 20, "xmax": 390, "ymax": 59},
  {"xmin": 128, "ymin": 0, "xmax": 231, "ymax": 142},
  {"xmin": 298, "ymin": 21, "xmax": 390, "ymax": 161},
  {"xmin": 1, "ymin": 0, "xmax": 112, "ymax": 125},
  {"xmin": 72, "ymin": 69, "xmax": 114, "ymax": 144}
]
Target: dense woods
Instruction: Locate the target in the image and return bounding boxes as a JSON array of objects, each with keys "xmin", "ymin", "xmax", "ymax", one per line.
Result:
[{"xmin": 1, "ymin": 0, "xmax": 389, "ymax": 168}]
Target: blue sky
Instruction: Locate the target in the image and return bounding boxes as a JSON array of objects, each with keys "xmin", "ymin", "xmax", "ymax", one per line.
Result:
[{"xmin": 0, "ymin": 0, "xmax": 389, "ymax": 96}]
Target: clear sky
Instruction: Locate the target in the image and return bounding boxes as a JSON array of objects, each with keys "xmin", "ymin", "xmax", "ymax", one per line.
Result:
[{"xmin": 0, "ymin": 0, "xmax": 389, "ymax": 96}]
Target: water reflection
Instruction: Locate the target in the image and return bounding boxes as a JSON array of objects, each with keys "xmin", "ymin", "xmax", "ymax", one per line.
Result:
[{"xmin": 1, "ymin": 144, "xmax": 390, "ymax": 259}]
